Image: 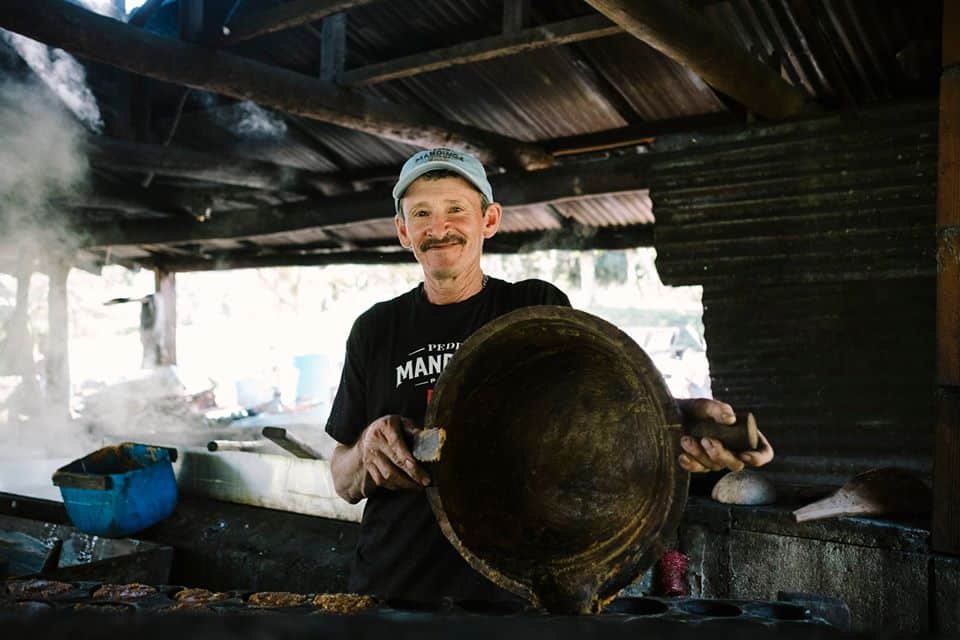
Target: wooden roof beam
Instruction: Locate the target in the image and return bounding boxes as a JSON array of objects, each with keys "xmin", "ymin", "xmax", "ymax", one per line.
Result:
[
  {"xmin": 87, "ymin": 136, "xmax": 351, "ymax": 195},
  {"xmin": 81, "ymin": 152, "xmax": 655, "ymax": 248},
  {"xmin": 339, "ymin": 14, "xmax": 622, "ymax": 87},
  {"xmin": 0, "ymin": 0, "xmax": 553, "ymax": 170},
  {"xmin": 582, "ymin": 0, "xmax": 819, "ymax": 120},
  {"xmin": 221, "ymin": 0, "xmax": 374, "ymax": 45},
  {"xmin": 140, "ymin": 224, "xmax": 655, "ymax": 271}
]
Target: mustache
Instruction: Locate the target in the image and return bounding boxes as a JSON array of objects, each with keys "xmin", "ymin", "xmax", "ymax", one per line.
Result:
[{"xmin": 420, "ymin": 234, "xmax": 466, "ymax": 251}]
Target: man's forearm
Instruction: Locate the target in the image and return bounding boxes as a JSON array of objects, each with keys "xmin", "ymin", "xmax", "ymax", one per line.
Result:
[{"xmin": 330, "ymin": 443, "xmax": 367, "ymax": 504}]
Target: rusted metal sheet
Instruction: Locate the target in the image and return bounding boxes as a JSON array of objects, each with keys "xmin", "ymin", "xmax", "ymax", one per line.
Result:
[
  {"xmin": 700, "ymin": 0, "xmax": 939, "ymax": 106},
  {"xmin": 377, "ymin": 47, "xmax": 629, "ymax": 142},
  {"xmin": 574, "ymin": 34, "xmax": 725, "ymax": 121},
  {"xmin": 652, "ymin": 102, "xmax": 938, "ymax": 490},
  {"xmin": 553, "ymin": 190, "xmax": 654, "ymax": 226}
]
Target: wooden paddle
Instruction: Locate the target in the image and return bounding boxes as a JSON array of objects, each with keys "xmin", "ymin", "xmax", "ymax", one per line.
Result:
[{"xmin": 793, "ymin": 467, "xmax": 932, "ymax": 523}]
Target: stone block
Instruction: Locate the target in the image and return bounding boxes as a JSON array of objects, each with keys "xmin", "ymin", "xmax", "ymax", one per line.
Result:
[
  {"xmin": 934, "ymin": 555, "xmax": 960, "ymax": 633},
  {"xmin": 727, "ymin": 529, "xmax": 929, "ymax": 632}
]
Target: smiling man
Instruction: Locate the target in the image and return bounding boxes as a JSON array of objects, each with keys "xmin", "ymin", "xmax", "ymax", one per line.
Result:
[{"xmin": 325, "ymin": 148, "xmax": 773, "ymax": 604}]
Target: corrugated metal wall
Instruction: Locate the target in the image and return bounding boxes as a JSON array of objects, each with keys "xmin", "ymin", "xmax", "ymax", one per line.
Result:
[{"xmin": 651, "ymin": 102, "xmax": 938, "ymax": 488}]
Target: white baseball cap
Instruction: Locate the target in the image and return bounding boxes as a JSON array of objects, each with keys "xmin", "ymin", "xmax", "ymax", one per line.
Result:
[{"xmin": 392, "ymin": 148, "xmax": 494, "ymax": 215}]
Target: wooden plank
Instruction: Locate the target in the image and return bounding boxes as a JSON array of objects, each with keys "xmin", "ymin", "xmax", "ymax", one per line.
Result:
[
  {"xmin": 934, "ymin": 388, "xmax": 960, "ymax": 554},
  {"xmin": 222, "ymin": 0, "xmax": 373, "ymax": 44},
  {"xmin": 0, "ymin": 0, "xmax": 553, "ymax": 170},
  {"xmin": 939, "ymin": 68, "xmax": 960, "ymax": 387},
  {"xmin": 339, "ymin": 15, "xmax": 622, "ymax": 87},
  {"xmin": 944, "ymin": 0, "xmax": 960, "ymax": 67},
  {"xmin": 582, "ymin": 0, "xmax": 817, "ymax": 120},
  {"xmin": 935, "ymin": 0, "xmax": 960, "ymax": 555}
]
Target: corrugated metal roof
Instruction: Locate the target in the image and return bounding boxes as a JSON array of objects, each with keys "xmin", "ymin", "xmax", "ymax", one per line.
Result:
[
  {"xmin": 700, "ymin": 0, "xmax": 940, "ymax": 105},
  {"xmin": 345, "ymin": 0, "xmax": 501, "ymax": 67},
  {"xmin": 554, "ymin": 190, "xmax": 655, "ymax": 227},
  {"xmin": 499, "ymin": 204, "xmax": 563, "ymax": 233},
  {"xmin": 371, "ymin": 47, "xmax": 629, "ymax": 142},
  {"xmin": 576, "ymin": 35, "xmax": 727, "ymax": 120},
  {"xmin": 288, "ymin": 118, "xmax": 422, "ymax": 170}
]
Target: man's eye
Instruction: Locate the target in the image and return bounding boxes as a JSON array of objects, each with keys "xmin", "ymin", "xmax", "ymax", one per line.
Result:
[
  {"xmin": 450, "ymin": 207, "xmax": 463, "ymax": 213},
  {"xmin": 412, "ymin": 210, "xmax": 427, "ymax": 217}
]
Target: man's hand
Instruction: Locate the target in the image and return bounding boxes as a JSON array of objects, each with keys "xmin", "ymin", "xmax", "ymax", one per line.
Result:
[
  {"xmin": 330, "ymin": 415, "xmax": 432, "ymax": 503},
  {"xmin": 675, "ymin": 398, "xmax": 774, "ymax": 473},
  {"xmin": 357, "ymin": 415, "xmax": 432, "ymax": 498}
]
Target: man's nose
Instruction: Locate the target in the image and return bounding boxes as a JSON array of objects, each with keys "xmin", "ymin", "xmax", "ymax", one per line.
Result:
[{"xmin": 427, "ymin": 213, "xmax": 448, "ymax": 235}]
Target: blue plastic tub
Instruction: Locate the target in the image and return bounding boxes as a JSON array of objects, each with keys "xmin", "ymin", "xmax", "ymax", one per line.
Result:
[{"xmin": 52, "ymin": 443, "xmax": 178, "ymax": 538}]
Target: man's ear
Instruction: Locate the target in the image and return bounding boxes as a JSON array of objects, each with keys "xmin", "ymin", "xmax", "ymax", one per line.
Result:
[
  {"xmin": 394, "ymin": 214, "xmax": 413, "ymax": 250},
  {"xmin": 482, "ymin": 203, "xmax": 502, "ymax": 239}
]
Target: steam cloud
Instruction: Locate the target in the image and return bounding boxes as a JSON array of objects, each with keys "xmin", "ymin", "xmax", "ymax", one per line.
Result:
[
  {"xmin": 218, "ymin": 100, "xmax": 289, "ymax": 139},
  {"xmin": 0, "ymin": 31, "xmax": 103, "ymax": 133}
]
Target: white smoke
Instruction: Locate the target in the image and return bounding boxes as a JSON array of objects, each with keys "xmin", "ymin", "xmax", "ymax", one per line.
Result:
[
  {"xmin": 0, "ymin": 31, "xmax": 104, "ymax": 133},
  {"xmin": 0, "ymin": 79, "xmax": 91, "ymax": 257},
  {"xmin": 223, "ymin": 101, "xmax": 288, "ymax": 139}
]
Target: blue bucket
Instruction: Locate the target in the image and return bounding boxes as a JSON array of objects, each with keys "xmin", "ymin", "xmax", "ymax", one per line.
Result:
[{"xmin": 52, "ymin": 443, "xmax": 178, "ymax": 538}]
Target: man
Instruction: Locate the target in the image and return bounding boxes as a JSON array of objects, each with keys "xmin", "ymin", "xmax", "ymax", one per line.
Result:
[{"xmin": 326, "ymin": 148, "xmax": 774, "ymax": 603}]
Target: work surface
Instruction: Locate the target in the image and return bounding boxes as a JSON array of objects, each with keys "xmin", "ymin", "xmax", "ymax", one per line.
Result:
[{"xmin": 0, "ymin": 606, "xmax": 842, "ymax": 640}]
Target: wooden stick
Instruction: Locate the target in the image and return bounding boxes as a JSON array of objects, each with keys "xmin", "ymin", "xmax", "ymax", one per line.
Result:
[
  {"xmin": 261, "ymin": 427, "xmax": 325, "ymax": 460},
  {"xmin": 206, "ymin": 440, "xmax": 271, "ymax": 453}
]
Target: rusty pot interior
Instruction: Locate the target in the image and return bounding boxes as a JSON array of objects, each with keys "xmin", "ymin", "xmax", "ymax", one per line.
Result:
[{"xmin": 424, "ymin": 306, "xmax": 688, "ymax": 614}]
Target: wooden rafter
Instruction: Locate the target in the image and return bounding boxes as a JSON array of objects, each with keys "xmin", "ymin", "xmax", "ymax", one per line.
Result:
[
  {"xmin": 339, "ymin": 15, "xmax": 622, "ymax": 87},
  {"xmin": 86, "ymin": 136, "xmax": 350, "ymax": 195},
  {"xmin": 0, "ymin": 0, "xmax": 554, "ymax": 170},
  {"xmin": 582, "ymin": 0, "xmax": 818, "ymax": 120},
  {"xmin": 221, "ymin": 0, "xmax": 374, "ymax": 44},
  {"xmin": 81, "ymin": 152, "xmax": 655, "ymax": 248},
  {"xmin": 141, "ymin": 224, "xmax": 655, "ymax": 271}
]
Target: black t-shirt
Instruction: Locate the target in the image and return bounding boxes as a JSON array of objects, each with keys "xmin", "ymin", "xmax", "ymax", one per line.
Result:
[{"xmin": 325, "ymin": 277, "xmax": 570, "ymax": 603}]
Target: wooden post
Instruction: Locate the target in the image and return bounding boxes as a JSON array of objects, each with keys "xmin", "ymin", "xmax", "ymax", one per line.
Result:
[
  {"xmin": 155, "ymin": 268, "xmax": 177, "ymax": 366},
  {"xmin": 934, "ymin": 0, "xmax": 960, "ymax": 555},
  {"xmin": 45, "ymin": 261, "xmax": 70, "ymax": 419}
]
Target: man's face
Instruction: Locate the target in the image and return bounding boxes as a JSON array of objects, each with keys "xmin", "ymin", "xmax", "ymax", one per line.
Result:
[{"xmin": 395, "ymin": 175, "xmax": 501, "ymax": 280}]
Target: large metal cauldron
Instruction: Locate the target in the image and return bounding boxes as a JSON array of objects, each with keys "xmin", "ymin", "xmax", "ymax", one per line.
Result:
[{"xmin": 423, "ymin": 306, "xmax": 689, "ymax": 615}]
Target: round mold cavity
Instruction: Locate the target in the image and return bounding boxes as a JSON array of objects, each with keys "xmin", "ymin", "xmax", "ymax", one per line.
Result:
[
  {"xmin": 73, "ymin": 601, "xmax": 137, "ymax": 614},
  {"xmin": 743, "ymin": 602, "xmax": 810, "ymax": 621},
  {"xmin": 677, "ymin": 599, "xmax": 742, "ymax": 618},
  {"xmin": 454, "ymin": 599, "xmax": 527, "ymax": 615},
  {"xmin": 603, "ymin": 598, "xmax": 670, "ymax": 616}
]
